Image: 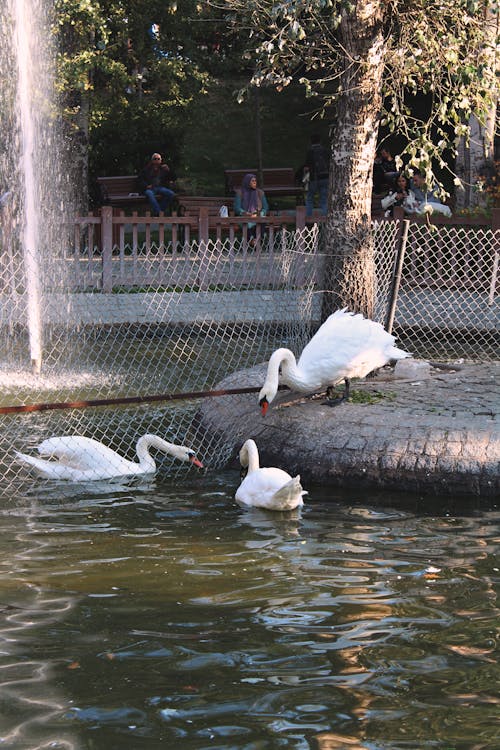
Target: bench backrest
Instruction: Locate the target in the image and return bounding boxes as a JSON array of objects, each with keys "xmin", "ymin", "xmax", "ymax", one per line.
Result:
[
  {"xmin": 176, "ymin": 196, "xmax": 234, "ymax": 217},
  {"xmin": 97, "ymin": 175, "xmax": 139, "ymax": 199},
  {"xmin": 224, "ymin": 168, "xmax": 297, "ymax": 193},
  {"xmin": 262, "ymin": 168, "xmax": 296, "ymax": 188}
]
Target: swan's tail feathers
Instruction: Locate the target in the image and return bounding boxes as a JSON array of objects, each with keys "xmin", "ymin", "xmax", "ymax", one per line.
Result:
[
  {"xmin": 331, "ymin": 307, "xmax": 354, "ymax": 320},
  {"xmin": 389, "ymin": 346, "xmax": 411, "ymax": 361},
  {"xmin": 16, "ymin": 450, "xmax": 82, "ymax": 480},
  {"xmin": 15, "ymin": 451, "xmax": 51, "ymax": 476},
  {"xmin": 16, "ymin": 450, "xmax": 38, "ymax": 467},
  {"xmin": 271, "ymin": 475, "xmax": 307, "ymax": 510}
]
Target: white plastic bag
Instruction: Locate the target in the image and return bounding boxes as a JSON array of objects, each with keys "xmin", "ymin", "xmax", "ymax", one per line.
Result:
[
  {"xmin": 381, "ymin": 192, "xmax": 396, "ymax": 210},
  {"xmin": 219, "ymin": 205, "xmax": 229, "ymax": 218}
]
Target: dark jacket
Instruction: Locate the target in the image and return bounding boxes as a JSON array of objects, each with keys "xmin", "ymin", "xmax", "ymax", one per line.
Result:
[
  {"xmin": 305, "ymin": 143, "xmax": 330, "ymax": 180},
  {"xmin": 137, "ymin": 163, "xmax": 175, "ymax": 194}
]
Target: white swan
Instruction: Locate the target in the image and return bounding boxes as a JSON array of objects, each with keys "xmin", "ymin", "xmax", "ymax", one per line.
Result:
[
  {"xmin": 15, "ymin": 433, "xmax": 203, "ymax": 481},
  {"xmin": 259, "ymin": 307, "xmax": 410, "ymax": 414},
  {"xmin": 235, "ymin": 439, "xmax": 307, "ymax": 511}
]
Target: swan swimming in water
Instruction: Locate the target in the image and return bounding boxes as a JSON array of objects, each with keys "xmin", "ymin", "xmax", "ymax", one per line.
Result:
[
  {"xmin": 15, "ymin": 434, "xmax": 203, "ymax": 481},
  {"xmin": 235, "ymin": 439, "xmax": 307, "ymax": 511},
  {"xmin": 259, "ymin": 308, "xmax": 410, "ymax": 414}
]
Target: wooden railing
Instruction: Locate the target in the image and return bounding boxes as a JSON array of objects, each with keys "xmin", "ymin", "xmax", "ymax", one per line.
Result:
[
  {"xmin": 70, "ymin": 205, "xmax": 499, "ymax": 295},
  {"xmin": 392, "ymin": 206, "xmax": 500, "ymax": 229},
  {"xmin": 76, "ymin": 205, "xmax": 314, "ymax": 244},
  {"xmin": 71, "ymin": 206, "xmax": 323, "ymax": 292}
]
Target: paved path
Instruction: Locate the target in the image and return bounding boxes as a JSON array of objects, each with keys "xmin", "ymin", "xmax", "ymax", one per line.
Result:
[{"xmin": 200, "ymin": 360, "xmax": 499, "ymax": 497}]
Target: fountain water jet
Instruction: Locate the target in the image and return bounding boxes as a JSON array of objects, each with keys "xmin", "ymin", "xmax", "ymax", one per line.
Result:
[
  {"xmin": 13, "ymin": 0, "xmax": 43, "ymax": 374},
  {"xmin": 1, "ymin": 0, "xmax": 74, "ymax": 376}
]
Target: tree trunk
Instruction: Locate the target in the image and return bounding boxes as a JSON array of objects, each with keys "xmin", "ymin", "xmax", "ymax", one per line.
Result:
[
  {"xmin": 72, "ymin": 90, "xmax": 90, "ymax": 214},
  {"xmin": 455, "ymin": 112, "xmax": 496, "ymax": 210},
  {"xmin": 321, "ymin": 0, "xmax": 387, "ymax": 320},
  {"xmin": 254, "ymin": 87, "xmax": 264, "ymax": 186},
  {"xmin": 454, "ymin": 2, "xmax": 498, "ymax": 211}
]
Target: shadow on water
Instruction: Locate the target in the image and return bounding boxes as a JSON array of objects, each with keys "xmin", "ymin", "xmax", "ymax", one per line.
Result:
[{"xmin": 0, "ymin": 473, "xmax": 497, "ymax": 749}]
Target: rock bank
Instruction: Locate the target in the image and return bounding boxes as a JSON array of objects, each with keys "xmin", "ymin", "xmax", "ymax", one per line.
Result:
[{"xmin": 199, "ymin": 360, "xmax": 499, "ymax": 497}]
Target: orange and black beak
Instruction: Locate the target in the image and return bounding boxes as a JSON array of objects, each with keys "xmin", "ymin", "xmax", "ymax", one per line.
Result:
[
  {"xmin": 259, "ymin": 396, "xmax": 269, "ymax": 416},
  {"xmin": 189, "ymin": 454, "xmax": 204, "ymax": 469}
]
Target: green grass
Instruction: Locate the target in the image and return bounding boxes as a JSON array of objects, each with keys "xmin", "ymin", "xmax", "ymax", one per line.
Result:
[{"xmin": 349, "ymin": 389, "xmax": 396, "ymax": 404}]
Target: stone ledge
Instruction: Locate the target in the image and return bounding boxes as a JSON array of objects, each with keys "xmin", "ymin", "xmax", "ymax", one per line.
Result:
[{"xmin": 198, "ymin": 362, "xmax": 499, "ymax": 497}]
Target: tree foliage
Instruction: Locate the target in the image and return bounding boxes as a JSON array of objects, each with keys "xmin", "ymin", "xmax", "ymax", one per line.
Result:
[
  {"xmin": 218, "ymin": 0, "xmax": 499, "ymax": 191},
  {"xmin": 54, "ymin": 1, "xmax": 230, "ymax": 181}
]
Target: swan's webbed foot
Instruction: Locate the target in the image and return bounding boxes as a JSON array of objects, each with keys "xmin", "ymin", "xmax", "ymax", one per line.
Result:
[
  {"xmin": 323, "ymin": 390, "xmax": 346, "ymax": 407},
  {"xmin": 323, "ymin": 379, "xmax": 351, "ymax": 407}
]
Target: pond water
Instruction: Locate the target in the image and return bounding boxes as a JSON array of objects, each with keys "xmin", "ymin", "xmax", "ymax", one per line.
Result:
[{"xmin": 0, "ymin": 475, "xmax": 498, "ymax": 750}]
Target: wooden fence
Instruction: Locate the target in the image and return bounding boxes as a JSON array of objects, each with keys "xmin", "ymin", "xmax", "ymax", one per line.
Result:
[
  {"xmin": 72, "ymin": 206, "xmax": 318, "ymax": 292},
  {"xmin": 70, "ymin": 205, "xmax": 499, "ymax": 296}
]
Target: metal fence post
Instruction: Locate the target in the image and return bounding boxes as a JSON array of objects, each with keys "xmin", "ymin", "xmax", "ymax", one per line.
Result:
[
  {"xmin": 489, "ymin": 208, "xmax": 500, "ymax": 305},
  {"xmin": 385, "ymin": 212, "xmax": 410, "ymax": 333}
]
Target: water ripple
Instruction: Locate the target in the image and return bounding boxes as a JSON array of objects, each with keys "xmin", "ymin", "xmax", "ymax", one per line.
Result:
[{"xmin": 0, "ymin": 483, "xmax": 497, "ymax": 748}]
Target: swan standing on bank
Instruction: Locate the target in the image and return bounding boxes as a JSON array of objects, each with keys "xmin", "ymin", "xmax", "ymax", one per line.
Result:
[
  {"xmin": 15, "ymin": 434, "xmax": 203, "ymax": 481},
  {"xmin": 259, "ymin": 308, "xmax": 410, "ymax": 415},
  {"xmin": 235, "ymin": 439, "xmax": 307, "ymax": 511}
]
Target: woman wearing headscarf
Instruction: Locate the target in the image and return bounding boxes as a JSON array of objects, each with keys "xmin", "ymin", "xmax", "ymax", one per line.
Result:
[{"xmin": 234, "ymin": 173, "xmax": 269, "ymax": 242}]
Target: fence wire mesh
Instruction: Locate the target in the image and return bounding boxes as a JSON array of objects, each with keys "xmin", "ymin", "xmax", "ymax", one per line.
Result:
[
  {"xmin": 0, "ymin": 219, "xmax": 498, "ymax": 493},
  {"xmin": 1, "ymin": 227, "xmax": 321, "ymax": 492},
  {"xmin": 391, "ymin": 221, "xmax": 499, "ymax": 361}
]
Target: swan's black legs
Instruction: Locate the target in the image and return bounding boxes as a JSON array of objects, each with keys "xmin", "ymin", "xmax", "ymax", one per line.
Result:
[
  {"xmin": 344, "ymin": 377, "xmax": 351, "ymax": 400},
  {"xmin": 324, "ymin": 378, "xmax": 351, "ymax": 406}
]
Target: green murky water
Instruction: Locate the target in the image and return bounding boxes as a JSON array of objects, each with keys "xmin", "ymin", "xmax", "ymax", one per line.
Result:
[{"xmin": 0, "ymin": 475, "xmax": 497, "ymax": 750}]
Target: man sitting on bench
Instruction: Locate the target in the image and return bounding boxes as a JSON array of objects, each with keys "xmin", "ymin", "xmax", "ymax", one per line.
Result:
[{"xmin": 137, "ymin": 153, "xmax": 176, "ymax": 216}]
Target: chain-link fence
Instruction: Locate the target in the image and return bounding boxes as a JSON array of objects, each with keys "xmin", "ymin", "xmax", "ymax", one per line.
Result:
[
  {"xmin": 0, "ymin": 226, "xmax": 322, "ymax": 493},
  {"xmin": 391, "ymin": 221, "xmax": 498, "ymax": 361},
  {"xmin": 0, "ymin": 218, "xmax": 498, "ymax": 493}
]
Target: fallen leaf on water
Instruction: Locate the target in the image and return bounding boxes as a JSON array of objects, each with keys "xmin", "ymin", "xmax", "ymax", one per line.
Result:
[
  {"xmin": 451, "ymin": 692, "xmax": 499, "ymax": 705},
  {"xmin": 445, "ymin": 644, "xmax": 496, "ymax": 662}
]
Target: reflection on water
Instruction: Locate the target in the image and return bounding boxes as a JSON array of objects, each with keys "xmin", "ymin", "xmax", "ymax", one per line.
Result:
[{"xmin": 0, "ymin": 476, "xmax": 497, "ymax": 749}]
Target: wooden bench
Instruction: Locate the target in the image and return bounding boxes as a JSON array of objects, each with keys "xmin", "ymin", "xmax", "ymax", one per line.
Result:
[
  {"xmin": 96, "ymin": 177, "xmax": 233, "ymax": 217},
  {"xmin": 224, "ymin": 168, "xmax": 304, "ymax": 200},
  {"xmin": 97, "ymin": 175, "xmax": 146, "ymax": 207},
  {"xmin": 175, "ymin": 196, "xmax": 233, "ymax": 217}
]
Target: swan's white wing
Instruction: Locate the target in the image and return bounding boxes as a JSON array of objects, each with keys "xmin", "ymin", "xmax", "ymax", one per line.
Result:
[
  {"xmin": 15, "ymin": 450, "xmax": 87, "ymax": 479},
  {"xmin": 37, "ymin": 436, "xmax": 126, "ymax": 471},
  {"xmin": 270, "ymin": 476, "xmax": 306, "ymax": 510},
  {"xmin": 236, "ymin": 467, "xmax": 304, "ymax": 510},
  {"xmin": 300, "ymin": 311, "xmax": 373, "ymax": 362},
  {"xmin": 297, "ymin": 310, "xmax": 409, "ymax": 385}
]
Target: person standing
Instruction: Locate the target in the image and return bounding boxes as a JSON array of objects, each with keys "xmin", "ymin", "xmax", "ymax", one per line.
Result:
[
  {"xmin": 137, "ymin": 153, "xmax": 176, "ymax": 216},
  {"xmin": 373, "ymin": 146, "xmax": 399, "ymax": 193},
  {"xmin": 304, "ymin": 134, "xmax": 330, "ymax": 216}
]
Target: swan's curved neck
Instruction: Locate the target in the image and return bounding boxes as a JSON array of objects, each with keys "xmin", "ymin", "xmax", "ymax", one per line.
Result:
[
  {"xmin": 240, "ymin": 440, "xmax": 260, "ymax": 474},
  {"xmin": 265, "ymin": 348, "xmax": 298, "ymax": 389},
  {"xmin": 136, "ymin": 434, "xmax": 177, "ymax": 468}
]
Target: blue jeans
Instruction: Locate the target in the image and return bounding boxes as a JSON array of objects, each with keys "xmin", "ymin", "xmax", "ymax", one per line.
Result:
[
  {"xmin": 144, "ymin": 187, "xmax": 175, "ymax": 215},
  {"xmin": 306, "ymin": 177, "xmax": 328, "ymax": 216}
]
